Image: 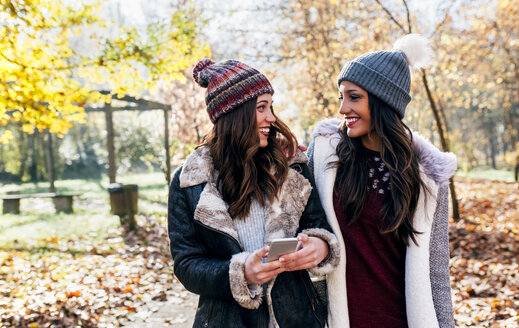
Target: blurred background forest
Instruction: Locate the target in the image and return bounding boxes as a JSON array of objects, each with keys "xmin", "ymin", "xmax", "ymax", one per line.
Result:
[
  {"xmin": 1, "ymin": 0, "xmax": 518, "ymax": 184},
  {"xmin": 1, "ymin": 0, "xmax": 518, "ymax": 327}
]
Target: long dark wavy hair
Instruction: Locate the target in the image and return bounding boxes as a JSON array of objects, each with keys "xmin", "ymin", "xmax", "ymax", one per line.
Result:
[
  {"xmin": 333, "ymin": 93, "xmax": 429, "ymax": 245},
  {"xmin": 203, "ymin": 96, "xmax": 296, "ymax": 219}
]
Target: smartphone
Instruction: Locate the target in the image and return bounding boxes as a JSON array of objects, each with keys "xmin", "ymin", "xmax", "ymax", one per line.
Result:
[{"xmin": 265, "ymin": 237, "xmax": 300, "ymax": 262}]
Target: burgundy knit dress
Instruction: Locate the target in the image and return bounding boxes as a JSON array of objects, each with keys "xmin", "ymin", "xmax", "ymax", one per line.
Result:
[{"xmin": 333, "ymin": 148, "xmax": 408, "ymax": 328}]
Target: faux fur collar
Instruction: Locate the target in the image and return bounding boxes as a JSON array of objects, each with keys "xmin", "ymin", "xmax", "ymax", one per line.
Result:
[
  {"xmin": 311, "ymin": 118, "xmax": 457, "ymax": 186},
  {"xmin": 180, "ymin": 145, "xmax": 308, "ymax": 188},
  {"xmin": 178, "ymin": 145, "xmax": 313, "ymax": 247}
]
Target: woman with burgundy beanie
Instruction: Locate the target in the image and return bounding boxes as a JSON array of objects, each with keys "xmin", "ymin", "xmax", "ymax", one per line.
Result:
[
  {"xmin": 168, "ymin": 59, "xmax": 340, "ymax": 328},
  {"xmin": 308, "ymin": 34, "xmax": 456, "ymax": 328}
]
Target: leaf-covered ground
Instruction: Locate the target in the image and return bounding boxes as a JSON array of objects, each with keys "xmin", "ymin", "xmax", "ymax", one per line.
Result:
[
  {"xmin": 0, "ymin": 177, "xmax": 517, "ymax": 327},
  {"xmin": 450, "ymin": 177, "xmax": 519, "ymax": 327},
  {"xmin": 0, "ymin": 214, "xmax": 178, "ymax": 328}
]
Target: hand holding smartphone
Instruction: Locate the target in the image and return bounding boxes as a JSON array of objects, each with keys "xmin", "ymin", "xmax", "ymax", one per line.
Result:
[{"xmin": 265, "ymin": 237, "xmax": 301, "ymax": 262}]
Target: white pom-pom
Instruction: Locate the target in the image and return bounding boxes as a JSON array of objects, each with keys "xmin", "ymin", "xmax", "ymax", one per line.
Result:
[{"xmin": 393, "ymin": 33, "xmax": 432, "ymax": 70}]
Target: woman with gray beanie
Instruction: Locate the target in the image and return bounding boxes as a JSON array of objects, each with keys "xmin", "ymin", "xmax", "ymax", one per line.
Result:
[{"xmin": 307, "ymin": 34, "xmax": 456, "ymax": 328}]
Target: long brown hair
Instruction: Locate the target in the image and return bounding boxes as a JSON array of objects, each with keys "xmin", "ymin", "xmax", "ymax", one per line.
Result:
[
  {"xmin": 203, "ymin": 96, "xmax": 296, "ymax": 219},
  {"xmin": 333, "ymin": 93, "xmax": 428, "ymax": 245}
]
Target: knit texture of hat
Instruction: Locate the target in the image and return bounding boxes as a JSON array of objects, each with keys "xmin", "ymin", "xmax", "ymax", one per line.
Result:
[
  {"xmin": 337, "ymin": 51, "xmax": 410, "ymax": 118},
  {"xmin": 337, "ymin": 34, "xmax": 432, "ymax": 118},
  {"xmin": 193, "ymin": 59, "xmax": 274, "ymax": 123}
]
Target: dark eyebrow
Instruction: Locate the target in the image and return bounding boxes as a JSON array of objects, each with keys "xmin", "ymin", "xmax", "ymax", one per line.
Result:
[{"xmin": 256, "ymin": 100, "xmax": 269, "ymax": 105}]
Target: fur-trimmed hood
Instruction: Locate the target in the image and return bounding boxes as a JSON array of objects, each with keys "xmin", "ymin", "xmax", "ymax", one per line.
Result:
[{"xmin": 311, "ymin": 118, "xmax": 457, "ymax": 186}]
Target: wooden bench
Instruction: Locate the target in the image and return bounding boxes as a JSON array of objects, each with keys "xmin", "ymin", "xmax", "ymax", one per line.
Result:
[{"xmin": 0, "ymin": 193, "xmax": 82, "ymax": 214}]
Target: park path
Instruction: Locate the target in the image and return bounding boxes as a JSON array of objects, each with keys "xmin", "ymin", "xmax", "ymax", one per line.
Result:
[
  {"xmin": 122, "ymin": 280, "xmax": 198, "ymax": 328},
  {"xmin": 120, "ymin": 202, "xmax": 199, "ymax": 327}
]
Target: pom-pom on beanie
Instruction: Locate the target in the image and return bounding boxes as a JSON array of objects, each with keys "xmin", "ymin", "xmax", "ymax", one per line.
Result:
[
  {"xmin": 193, "ymin": 58, "xmax": 274, "ymax": 123},
  {"xmin": 337, "ymin": 33, "xmax": 432, "ymax": 118}
]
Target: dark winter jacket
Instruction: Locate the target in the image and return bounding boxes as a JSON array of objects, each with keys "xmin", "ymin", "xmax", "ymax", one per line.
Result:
[{"xmin": 168, "ymin": 146, "xmax": 340, "ymax": 328}]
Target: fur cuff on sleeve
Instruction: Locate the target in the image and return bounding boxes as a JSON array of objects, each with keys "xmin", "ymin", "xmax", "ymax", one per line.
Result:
[
  {"xmin": 229, "ymin": 252, "xmax": 263, "ymax": 309},
  {"xmin": 301, "ymin": 228, "xmax": 341, "ymax": 276}
]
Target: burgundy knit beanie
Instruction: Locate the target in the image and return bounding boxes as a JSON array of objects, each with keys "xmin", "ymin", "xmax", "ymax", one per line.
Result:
[{"xmin": 193, "ymin": 59, "xmax": 274, "ymax": 123}]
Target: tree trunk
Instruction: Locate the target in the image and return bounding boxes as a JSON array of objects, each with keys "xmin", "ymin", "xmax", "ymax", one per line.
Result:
[
  {"xmin": 421, "ymin": 71, "xmax": 460, "ymax": 220},
  {"xmin": 515, "ymin": 159, "xmax": 519, "ymax": 182},
  {"xmin": 18, "ymin": 126, "xmax": 26, "ymax": 179},
  {"xmin": 105, "ymin": 101, "xmax": 117, "ymax": 184},
  {"xmin": 29, "ymin": 130, "xmax": 39, "ymax": 182},
  {"xmin": 490, "ymin": 137, "xmax": 497, "ymax": 169},
  {"xmin": 45, "ymin": 130, "xmax": 56, "ymax": 193},
  {"xmin": 373, "ymin": 0, "xmax": 460, "ymax": 218},
  {"xmin": 164, "ymin": 108, "xmax": 171, "ymax": 186},
  {"xmin": 485, "ymin": 143, "xmax": 491, "ymax": 167}
]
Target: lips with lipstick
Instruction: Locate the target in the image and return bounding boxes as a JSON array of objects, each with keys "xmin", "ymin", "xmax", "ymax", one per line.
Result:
[{"xmin": 345, "ymin": 117, "xmax": 359, "ymax": 127}]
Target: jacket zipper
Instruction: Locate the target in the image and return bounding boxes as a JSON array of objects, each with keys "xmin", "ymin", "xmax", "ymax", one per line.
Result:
[
  {"xmin": 203, "ymin": 302, "xmax": 213, "ymax": 327},
  {"xmin": 303, "ymin": 274, "xmax": 325, "ymax": 328},
  {"xmin": 194, "ymin": 220, "xmax": 240, "ymax": 328}
]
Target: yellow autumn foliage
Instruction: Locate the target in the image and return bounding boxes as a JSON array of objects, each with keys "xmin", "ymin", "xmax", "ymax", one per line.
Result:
[{"xmin": 0, "ymin": 0, "xmax": 210, "ymax": 143}]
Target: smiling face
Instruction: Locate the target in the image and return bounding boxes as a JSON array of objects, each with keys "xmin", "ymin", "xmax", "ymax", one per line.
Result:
[
  {"xmin": 256, "ymin": 93, "xmax": 276, "ymax": 148},
  {"xmin": 339, "ymin": 81, "xmax": 381, "ymax": 151}
]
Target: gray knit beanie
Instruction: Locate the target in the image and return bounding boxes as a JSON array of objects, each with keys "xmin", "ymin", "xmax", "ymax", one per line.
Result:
[{"xmin": 337, "ymin": 34, "xmax": 432, "ymax": 118}]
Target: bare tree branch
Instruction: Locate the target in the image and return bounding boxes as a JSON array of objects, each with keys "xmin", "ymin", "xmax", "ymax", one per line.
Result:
[
  {"xmin": 431, "ymin": 0, "xmax": 456, "ymax": 37},
  {"xmin": 374, "ymin": 0, "xmax": 407, "ymax": 34},
  {"xmin": 402, "ymin": 0, "xmax": 412, "ymax": 33}
]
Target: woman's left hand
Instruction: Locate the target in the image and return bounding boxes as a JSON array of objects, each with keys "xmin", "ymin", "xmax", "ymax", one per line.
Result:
[{"xmin": 278, "ymin": 234, "xmax": 329, "ymax": 271}]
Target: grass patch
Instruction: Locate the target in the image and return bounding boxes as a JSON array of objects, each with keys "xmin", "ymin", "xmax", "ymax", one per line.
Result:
[
  {"xmin": 0, "ymin": 178, "xmax": 105, "ymax": 196},
  {"xmin": 0, "ymin": 212, "xmax": 120, "ymax": 250},
  {"xmin": 0, "ymin": 171, "xmax": 170, "ymax": 195},
  {"xmin": 0, "ymin": 172, "xmax": 169, "ymax": 250},
  {"xmin": 456, "ymin": 166, "xmax": 516, "ymax": 183}
]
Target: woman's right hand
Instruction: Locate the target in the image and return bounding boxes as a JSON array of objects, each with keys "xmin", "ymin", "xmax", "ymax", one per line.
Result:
[{"xmin": 244, "ymin": 246, "xmax": 285, "ymax": 285}]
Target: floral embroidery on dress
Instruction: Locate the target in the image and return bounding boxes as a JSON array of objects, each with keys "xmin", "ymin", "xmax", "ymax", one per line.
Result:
[{"xmin": 367, "ymin": 151, "xmax": 391, "ymax": 194}]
